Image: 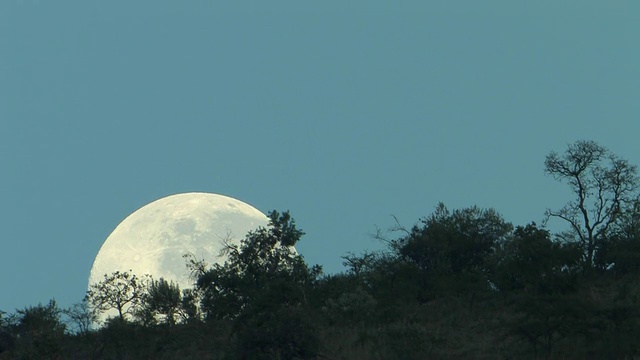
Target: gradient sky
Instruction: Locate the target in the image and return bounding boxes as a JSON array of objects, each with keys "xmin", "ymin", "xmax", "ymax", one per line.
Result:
[{"xmin": 1, "ymin": 1, "xmax": 639, "ymax": 312}]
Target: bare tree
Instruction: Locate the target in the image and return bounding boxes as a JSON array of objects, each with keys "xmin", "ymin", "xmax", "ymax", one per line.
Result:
[
  {"xmin": 63, "ymin": 300, "xmax": 97, "ymax": 335},
  {"xmin": 544, "ymin": 140, "xmax": 639, "ymax": 269}
]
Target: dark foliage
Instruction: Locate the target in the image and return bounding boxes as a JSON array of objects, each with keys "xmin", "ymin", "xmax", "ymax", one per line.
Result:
[
  {"xmin": 4, "ymin": 140, "xmax": 640, "ymax": 359},
  {"xmin": 10, "ymin": 300, "xmax": 66, "ymax": 359}
]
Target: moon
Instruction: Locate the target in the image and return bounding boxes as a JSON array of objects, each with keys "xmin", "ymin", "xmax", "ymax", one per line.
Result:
[{"xmin": 88, "ymin": 192, "xmax": 269, "ymax": 301}]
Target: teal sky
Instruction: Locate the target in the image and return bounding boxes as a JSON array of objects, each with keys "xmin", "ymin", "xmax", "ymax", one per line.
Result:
[{"xmin": 1, "ymin": 1, "xmax": 639, "ymax": 312}]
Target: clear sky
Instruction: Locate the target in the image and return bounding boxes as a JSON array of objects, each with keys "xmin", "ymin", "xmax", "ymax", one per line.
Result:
[{"xmin": 1, "ymin": 1, "xmax": 638, "ymax": 312}]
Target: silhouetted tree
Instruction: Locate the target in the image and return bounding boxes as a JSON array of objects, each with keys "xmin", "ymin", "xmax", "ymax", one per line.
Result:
[
  {"xmin": 196, "ymin": 210, "xmax": 322, "ymax": 359},
  {"xmin": 343, "ymin": 251, "xmax": 423, "ymax": 316},
  {"xmin": 14, "ymin": 300, "xmax": 65, "ymax": 359},
  {"xmin": 392, "ymin": 203, "xmax": 512, "ymax": 302},
  {"xmin": 63, "ymin": 300, "xmax": 96, "ymax": 336},
  {"xmin": 141, "ymin": 277, "xmax": 182, "ymax": 325},
  {"xmin": 85, "ymin": 270, "xmax": 151, "ymax": 323},
  {"xmin": 197, "ymin": 210, "xmax": 321, "ymax": 320},
  {"xmin": 396, "ymin": 203, "xmax": 512, "ymax": 274},
  {"xmin": 544, "ymin": 140, "xmax": 639, "ymax": 270},
  {"xmin": 0, "ymin": 310, "xmax": 15, "ymax": 356},
  {"xmin": 595, "ymin": 198, "xmax": 640, "ymax": 274},
  {"xmin": 492, "ymin": 223, "xmax": 582, "ymax": 293}
]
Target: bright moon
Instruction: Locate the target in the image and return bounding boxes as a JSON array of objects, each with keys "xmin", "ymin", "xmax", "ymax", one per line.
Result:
[{"xmin": 88, "ymin": 192, "xmax": 269, "ymax": 294}]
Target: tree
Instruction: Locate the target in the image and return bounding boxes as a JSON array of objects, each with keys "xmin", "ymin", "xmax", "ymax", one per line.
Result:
[
  {"xmin": 395, "ymin": 203, "xmax": 512, "ymax": 274},
  {"xmin": 13, "ymin": 300, "xmax": 66, "ymax": 359},
  {"xmin": 0, "ymin": 329, "xmax": 13, "ymax": 357},
  {"xmin": 85, "ymin": 270, "xmax": 150, "ymax": 323},
  {"xmin": 234, "ymin": 306, "xmax": 320, "ymax": 360},
  {"xmin": 544, "ymin": 140, "xmax": 639, "ymax": 270},
  {"xmin": 338, "ymin": 250, "xmax": 423, "ymax": 316},
  {"xmin": 196, "ymin": 210, "xmax": 322, "ymax": 359},
  {"xmin": 196, "ymin": 210, "xmax": 322, "ymax": 320},
  {"xmin": 595, "ymin": 198, "xmax": 640, "ymax": 274},
  {"xmin": 0, "ymin": 310, "xmax": 15, "ymax": 356},
  {"xmin": 392, "ymin": 203, "xmax": 512, "ymax": 301},
  {"xmin": 492, "ymin": 223, "xmax": 581, "ymax": 293},
  {"xmin": 63, "ymin": 300, "xmax": 96, "ymax": 335},
  {"xmin": 141, "ymin": 277, "xmax": 182, "ymax": 325}
]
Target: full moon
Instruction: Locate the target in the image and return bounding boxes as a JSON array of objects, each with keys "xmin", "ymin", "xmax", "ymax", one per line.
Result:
[{"xmin": 88, "ymin": 192, "xmax": 269, "ymax": 297}]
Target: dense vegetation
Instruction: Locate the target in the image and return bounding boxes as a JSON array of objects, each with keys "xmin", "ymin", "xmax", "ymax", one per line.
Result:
[{"xmin": 2, "ymin": 140, "xmax": 640, "ymax": 359}]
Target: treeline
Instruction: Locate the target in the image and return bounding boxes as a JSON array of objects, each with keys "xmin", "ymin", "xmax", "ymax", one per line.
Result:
[{"xmin": 2, "ymin": 140, "xmax": 640, "ymax": 359}]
